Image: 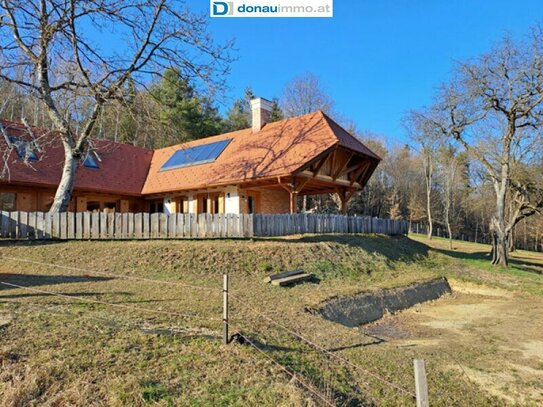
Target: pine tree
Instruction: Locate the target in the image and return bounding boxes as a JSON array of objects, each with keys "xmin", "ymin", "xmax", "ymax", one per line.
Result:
[
  {"xmin": 268, "ymin": 98, "xmax": 284, "ymax": 122},
  {"xmin": 223, "ymin": 87, "xmax": 255, "ymax": 132},
  {"xmin": 151, "ymin": 68, "xmax": 223, "ymax": 144}
]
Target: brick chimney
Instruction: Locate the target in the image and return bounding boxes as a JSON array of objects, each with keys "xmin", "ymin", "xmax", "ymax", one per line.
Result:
[{"xmin": 250, "ymin": 97, "xmax": 273, "ymax": 133}]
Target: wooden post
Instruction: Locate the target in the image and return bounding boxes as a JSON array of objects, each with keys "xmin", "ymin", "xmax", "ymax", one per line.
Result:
[
  {"xmin": 223, "ymin": 274, "xmax": 229, "ymax": 345},
  {"xmin": 414, "ymin": 359, "xmax": 429, "ymax": 407},
  {"xmin": 289, "ymin": 191, "xmax": 298, "ymax": 214}
]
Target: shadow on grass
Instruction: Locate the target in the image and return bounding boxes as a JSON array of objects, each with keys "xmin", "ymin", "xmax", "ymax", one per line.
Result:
[
  {"xmin": 0, "ymin": 274, "xmax": 117, "ymax": 300},
  {"xmin": 0, "ymin": 291, "xmax": 131, "ymax": 301},
  {"xmin": 265, "ymin": 234, "xmax": 430, "ymax": 263},
  {"xmin": 326, "ymin": 338, "xmax": 384, "ymax": 352},
  {"xmin": 433, "ymin": 248, "xmax": 543, "ymax": 275},
  {"xmin": 0, "ymin": 240, "xmax": 65, "ymax": 247}
]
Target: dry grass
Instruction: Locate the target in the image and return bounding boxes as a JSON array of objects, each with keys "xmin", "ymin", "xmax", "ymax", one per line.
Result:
[{"xmin": 0, "ymin": 234, "xmax": 541, "ymax": 406}]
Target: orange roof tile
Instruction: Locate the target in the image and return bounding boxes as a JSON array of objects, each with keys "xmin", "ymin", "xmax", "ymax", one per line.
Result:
[
  {"xmin": 1, "ymin": 111, "xmax": 380, "ymax": 197},
  {"xmin": 142, "ymin": 111, "xmax": 380, "ymax": 194}
]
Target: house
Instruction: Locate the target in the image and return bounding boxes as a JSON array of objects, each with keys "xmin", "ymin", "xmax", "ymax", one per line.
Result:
[{"xmin": 0, "ymin": 98, "xmax": 381, "ymax": 214}]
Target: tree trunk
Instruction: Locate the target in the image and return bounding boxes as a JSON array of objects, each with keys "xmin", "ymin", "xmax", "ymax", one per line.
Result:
[
  {"xmin": 490, "ymin": 190, "xmax": 509, "ymax": 267},
  {"xmin": 49, "ymin": 145, "xmax": 77, "ymax": 213},
  {"xmin": 446, "ymin": 219, "xmax": 453, "ymax": 250},
  {"xmin": 493, "ymin": 232, "xmax": 509, "ymax": 267},
  {"xmin": 424, "ymin": 156, "xmax": 433, "ymax": 239},
  {"xmin": 509, "ymin": 227, "xmax": 516, "ymax": 253}
]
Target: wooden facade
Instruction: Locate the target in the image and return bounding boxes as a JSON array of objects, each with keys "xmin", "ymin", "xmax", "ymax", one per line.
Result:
[
  {"xmin": 0, "ymin": 184, "xmax": 145, "ymax": 213},
  {"xmin": 0, "ymin": 145, "xmax": 375, "ymax": 215},
  {"xmin": 1, "ymin": 111, "xmax": 380, "ymax": 215}
]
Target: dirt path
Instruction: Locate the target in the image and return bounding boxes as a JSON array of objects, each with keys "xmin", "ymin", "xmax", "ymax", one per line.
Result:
[{"xmin": 363, "ymin": 279, "xmax": 543, "ymax": 405}]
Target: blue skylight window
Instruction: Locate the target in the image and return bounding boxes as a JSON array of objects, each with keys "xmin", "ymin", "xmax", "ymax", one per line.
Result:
[
  {"xmin": 9, "ymin": 136, "xmax": 38, "ymax": 161},
  {"xmin": 160, "ymin": 139, "xmax": 232, "ymax": 171},
  {"xmin": 83, "ymin": 153, "xmax": 99, "ymax": 169}
]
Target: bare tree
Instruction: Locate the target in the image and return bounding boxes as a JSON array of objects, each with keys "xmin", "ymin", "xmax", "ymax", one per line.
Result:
[
  {"xmin": 438, "ymin": 145, "xmax": 460, "ymax": 249},
  {"xmin": 414, "ymin": 30, "xmax": 543, "ymax": 266},
  {"xmin": 281, "ymin": 71, "xmax": 335, "ymax": 212},
  {"xmin": 423, "ymin": 147, "xmax": 434, "ymax": 239},
  {"xmin": 0, "ymin": 0, "xmax": 231, "ymax": 212},
  {"xmin": 281, "ymin": 72, "xmax": 333, "ymax": 117},
  {"xmin": 404, "ymin": 114, "xmax": 439, "ymax": 239}
]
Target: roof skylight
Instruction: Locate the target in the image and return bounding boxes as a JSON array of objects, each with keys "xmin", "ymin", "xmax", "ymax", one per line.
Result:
[
  {"xmin": 83, "ymin": 153, "xmax": 100, "ymax": 169},
  {"xmin": 9, "ymin": 136, "xmax": 38, "ymax": 161},
  {"xmin": 160, "ymin": 139, "xmax": 231, "ymax": 171}
]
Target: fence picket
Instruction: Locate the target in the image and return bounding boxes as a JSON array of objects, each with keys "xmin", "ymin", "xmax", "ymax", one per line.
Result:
[
  {"xmin": 134, "ymin": 213, "xmax": 142, "ymax": 239},
  {"xmin": 0, "ymin": 211, "xmax": 408, "ymax": 240}
]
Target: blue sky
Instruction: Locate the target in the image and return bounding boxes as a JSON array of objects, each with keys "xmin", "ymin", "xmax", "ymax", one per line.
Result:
[{"xmin": 195, "ymin": 0, "xmax": 542, "ymax": 142}]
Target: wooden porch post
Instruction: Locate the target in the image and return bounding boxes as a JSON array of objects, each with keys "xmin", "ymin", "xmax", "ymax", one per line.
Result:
[
  {"xmin": 278, "ymin": 176, "xmax": 310, "ymax": 214},
  {"xmin": 338, "ymin": 188, "xmax": 355, "ymax": 215},
  {"xmin": 289, "ymin": 191, "xmax": 298, "ymax": 214},
  {"xmin": 340, "ymin": 196, "xmax": 348, "ymax": 214}
]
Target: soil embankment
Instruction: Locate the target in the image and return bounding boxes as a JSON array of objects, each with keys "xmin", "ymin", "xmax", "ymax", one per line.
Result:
[{"xmin": 318, "ymin": 277, "xmax": 452, "ymax": 327}]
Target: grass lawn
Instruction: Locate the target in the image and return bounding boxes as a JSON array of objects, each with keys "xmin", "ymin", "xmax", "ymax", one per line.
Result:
[{"xmin": 0, "ymin": 234, "xmax": 542, "ymax": 406}]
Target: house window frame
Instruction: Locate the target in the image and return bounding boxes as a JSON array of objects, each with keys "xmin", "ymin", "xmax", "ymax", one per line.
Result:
[
  {"xmin": 0, "ymin": 192, "xmax": 17, "ymax": 211},
  {"xmin": 149, "ymin": 199, "xmax": 164, "ymax": 214}
]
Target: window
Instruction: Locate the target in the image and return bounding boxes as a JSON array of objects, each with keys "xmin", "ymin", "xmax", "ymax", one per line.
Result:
[
  {"xmin": 104, "ymin": 202, "xmax": 117, "ymax": 213},
  {"xmin": 87, "ymin": 201, "xmax": 101, "ymax": 212},
  {"xmin": 176, "ymin": 197, "xmax": 188, "ymax": 213},
  {"xmin": 0, "ymin": 193, "xmax": 16, "ymax": 211},
  {"xmin": 9, "ymin": 137, "xmax": 38, "ymax": 161},
  {"xmin": 160, "ymin": 139, "xmax": 231, "ymax": 171},
  {"xmin": 247, "ymin": 196, "xmax": 255, "ymax": 214},
  {"xmin": 201, "ymin": 196, "xmax": 208, "ymax": 214},
  {"xmin": 83, "ymin": 152, "xmax": 99, "ymax": 169},
  {"xmin": 213, "ymin": 195, "xmax": 220, "ymax": 214},
  {"xmin": 150, "ymin": 200, "xmax": 164, "ymax": 213}
]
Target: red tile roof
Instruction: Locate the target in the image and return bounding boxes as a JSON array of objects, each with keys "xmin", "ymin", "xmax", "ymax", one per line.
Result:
[
  {"xmin": 142, "ymin": 111, "xmax": 380, "ymax": 194},
  {"xmin": 1, "ymin": 111, "xmax": 380, "ymax": 196},
  {"xmin": 0, "ymin": 120, "xmax": 153, "ymax": 196}
]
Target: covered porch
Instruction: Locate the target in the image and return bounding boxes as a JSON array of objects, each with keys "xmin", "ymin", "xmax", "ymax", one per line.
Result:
[{"xmin": 239, "ymin": 144, "xmax": 380, "ymax": 214}]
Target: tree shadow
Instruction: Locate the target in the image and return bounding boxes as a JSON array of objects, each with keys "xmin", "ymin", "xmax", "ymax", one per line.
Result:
[
  {"xmin": 0, "ymin": 240, "xmax": 65, "ymax": 247},
  {"xmin": 0, "ymin": 273, "xmax": 113, "ymax": 290},
  {"xmin": 432, "ymin": 247, "xmax": 543, "ymax": 274},
  {"xmin": 0, "ymin": 291, "xmax": 130, "ymax": 301},
  {"xmin": 0, "ymin": 274, "xmax": 118, "ymax": 302},
  {"xmin": 263, "ymin": 234, "xmax": 430, "ymax": 263},
  {"xmin": 326, "ymin": 338, "xmax": 384, "ymax": 352},
  {"xmin": 0, "ymin": 274, "xmax": 135, "ymax": 303}
]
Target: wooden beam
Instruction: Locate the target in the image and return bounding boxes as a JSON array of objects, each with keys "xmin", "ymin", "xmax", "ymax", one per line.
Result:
[
  {"xmin": 289, "ymin": 189, "xmax": 298, "ymax": 214},
  {"xmin": 293, "ymin": 144, "xmax": 337, "ymax": 176},
  {"xmin": 336, "ymin": 187, "xmax": 357, "ymax": 214},
  {"xmin": 339, "ymin": 163, "xmax": 360, "ymax": 179},
  {"xmin": 277, "ymin": 176, "xmax": 294, "ymax": 193},
  {"xmin": 332, "ymin": 152, "xmax": 355, "ymax": 181},
  {"xmin": 294, "ymin": 176, "xmax": 311, "ymax": 193},
  {"xmin": 358, "ymin": 160, "xmax": 380, "ymax": 188},
  {"xmin": 312, "ymin": 156, "xmax": 328, "ymax": 178},
  {"xmin": 329, "ymin": 149, "xmax": 337, "ymax": 177},
  {"xmin": 350, "ymin": 162, "xmax": 370, "ymax": 186},
  {"xmin": 300, "ymin": 171, "xmax": 361, "ymax": 187},
  {"xmin": 337, "ymin": 188, "xmax": 348, "ymax": 214}
]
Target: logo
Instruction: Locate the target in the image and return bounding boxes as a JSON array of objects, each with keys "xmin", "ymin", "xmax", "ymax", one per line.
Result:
[
  {"xmin": 210, "ymin": 1, "xmax": 333, "ymax": 18},
  {"xmin": 212, "ymin": 2, "xmax": 234, "ymax": 16}
]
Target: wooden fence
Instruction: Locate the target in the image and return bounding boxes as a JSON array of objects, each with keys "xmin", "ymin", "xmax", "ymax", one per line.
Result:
[
  {"xmin": 0, "ymin": 211, "xmax": 408, "ymax": 240},
  {"xmin": 254, "ymin": 214, "xmax": 408, "ymax": 237}
]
